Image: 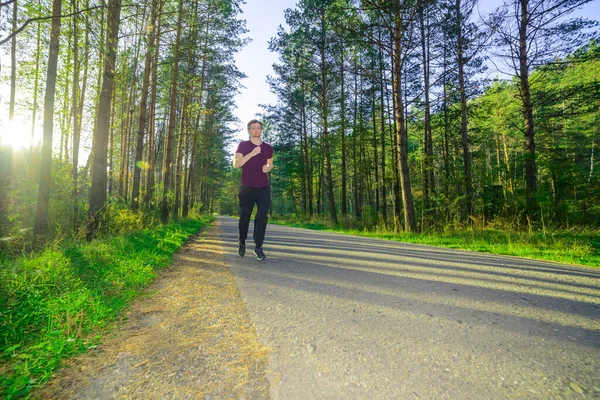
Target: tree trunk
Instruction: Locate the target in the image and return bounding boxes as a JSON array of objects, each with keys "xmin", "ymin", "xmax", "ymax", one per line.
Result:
[
  {"xmin": 392, "ymin": 0, "xmax": 417, "ymax": 232},
  {"xmin": 442, "ymin": 39, "xmax": 451, "ymax": 218},
  {"xmin": 9, "ymin": 0, "xmax": 17, "ymax": 122},
  {"xmin": 379, "ymin": 29, "xmax": 388, "ymax": 224},
  {"xmin": 181, "ymin": 113, "xmax": 191, "ymax": 217},
  {"xmin": 173, "ymin": 90, "xmax": 188, "ymax": 217},
  {"xmin": 131, "ymin": 0, "xmax": 158, "ymax": 211},
  {"xmin": 1, "ymin": 0, "xmax": 18, "ymax": 233},
  {"xmin": 316, "ymin": 143, "xmax": 323, "ymax": 215},
  {"xmin": 30, "ymin": 16, "xmax": 42, "ymax": 157},
  {"xmin": 119, "ymin": 64, "xmax": 135, "ymax": 200},
  {"xmin": 301, "ymin": 81, "xmax": 313, "ymax": 217},
  {"xmin": 353, "ymin": 57, "xmax": 362, "ymax": 219},
  {"xmin": 419, "ymin": 1, "xmax": 434, "ymax": 229},
  {"xmin": 87, "ymin": 0, "xmax": 122, "ymax": 240},
  {"xmin": 319, "ymin": 13, "xmax": 337, "ymax": 225},
  {"xmin": 183, "ymin": 72, "xmax": 205, "ymax": 217},
  {"xmin": 456, "ymin": 0, "xmax": 473, "ymax": 221},
  {"xmin": 519, "ymin": 0, "xmax": 537, "ymax": 218},
  {"xmin": 389, "ymin": 33, "xmax": 402, "ymax": 230},
  {"xmin": 161, "ymin": 0, "xmax": 184, "ymax": 223},
  {"xmin": 183, "ymin": 107, "xmax": 200, "ymax": 217},
  {"xmin": 34, "ymin": 0, "xmax": 61, "ymax": 240},
  {"xmin": 119, "ymin": 34, "xmax": 142, "ymax": 200},
  {"xmin": 185, "ymin": 1, "xmax": 213, "ymax": 216},
  {"xmin": 71, "ymin": 2, "xmax": 79, "ymax": 224},
  {"xmin": 589, "ymin": 123, "xmax": 596, "ymax": 184},
  {"xmin": 144, "ymin": 7, "xmax": 162, "ymax": 207},
  {"xmin": 72, "ymin": 0, "xmax": 87, "ymax": 229},
  {"xmin": 371, "ymin": 61, "xmax": 380, "ymax": 216},
  {"xmin": 340, "ymin": 38, "xmax": 348, "ymax": 217},
  {"xmin": 61, "ymin": 70, "xmax": 71, "ymax": 162},
  {"xmin": 299, "ymin": 106, "xmax": 307, "ymax": 217},
  {"xmin": 108, "ymin": 92, "xmax": 117, "ymax": 196}
]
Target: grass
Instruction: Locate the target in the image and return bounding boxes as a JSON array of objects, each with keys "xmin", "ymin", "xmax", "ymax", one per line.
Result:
[
  {"xmin": 0, "ymin": 216, "xmax": 213, "ymax": 398},
  {"xmin": 269, "ymin": 217, "xmax": 600, "ymax": 268}
]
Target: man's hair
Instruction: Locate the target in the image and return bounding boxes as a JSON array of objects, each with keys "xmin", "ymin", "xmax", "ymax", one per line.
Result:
[{"xmin": 247, "ymin": 119, "xmax": 263, "ymax": 132}]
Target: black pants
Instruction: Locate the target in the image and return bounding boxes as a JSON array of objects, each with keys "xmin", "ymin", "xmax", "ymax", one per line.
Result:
[{"xmin": 238, "ymin": 185, "xmax": 270, "ymax": 248}]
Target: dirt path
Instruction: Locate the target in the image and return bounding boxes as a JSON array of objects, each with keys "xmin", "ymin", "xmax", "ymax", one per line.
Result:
[
  {"xmin": 219, "ymin": 216, "xmax": 600, "ymax": 399},
  {"xmin": 38, "ymin": 220, "xmax": 270, "ymax": 399}
]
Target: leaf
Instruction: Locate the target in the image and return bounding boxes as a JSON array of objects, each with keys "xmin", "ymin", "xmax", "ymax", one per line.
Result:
[{"xmin": 3, "ymin": 344, "xmax": 21, "ymax": 355}]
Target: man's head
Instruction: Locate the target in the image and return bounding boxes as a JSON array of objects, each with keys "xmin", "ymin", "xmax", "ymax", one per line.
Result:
[{"xmin": 247, "ymin": 119, "xmax": 263, "ymax": 137}]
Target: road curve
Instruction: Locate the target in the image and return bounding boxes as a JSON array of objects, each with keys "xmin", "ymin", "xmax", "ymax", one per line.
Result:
[{"xmin": 218, "ymin": 216, "xmax": 600, "ymax": 399}]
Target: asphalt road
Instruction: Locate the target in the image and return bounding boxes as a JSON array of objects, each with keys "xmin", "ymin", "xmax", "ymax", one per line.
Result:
[{"xmin": 219, "ymin": 216, "xmax": 600, "ymax": 399}]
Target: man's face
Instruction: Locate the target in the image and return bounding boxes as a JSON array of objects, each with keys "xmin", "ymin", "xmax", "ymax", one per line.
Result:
[{"xmin": 249, "ymin": 123, "xmax": 262, "ymax": 138}]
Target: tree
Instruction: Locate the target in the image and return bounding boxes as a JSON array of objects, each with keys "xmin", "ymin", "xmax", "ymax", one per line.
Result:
[
  {"xmin": 144, "ymin": 5, "xmax": 163, "ymax": 208},
  {"xmin": 131, "ymin": 0, "xmax": 159, "ymax": 211},
  {"xmin": 391, "ymin": 0, "xmax": 418, "ymax": 232},
  {"xmin": 486, "ymin": 0, "xmax": 597, "ymax": 218},
  {"xmin": 9, "ymin": 0, "xmax": 17, "ymax": 123},
  {"xmin": 160, "ymin": 0, "xmax": 184, "ymax": 223},
  {"xmin": 88, "ymin": 0, "xmax": 122, "ymax": 239},
  {"xmin": 33, "ymin": 0, "xmax": 62, "ymax": 240},
  {"xmin": 418, "ymin": 0, "xmax": 435, "ymax": 228}
]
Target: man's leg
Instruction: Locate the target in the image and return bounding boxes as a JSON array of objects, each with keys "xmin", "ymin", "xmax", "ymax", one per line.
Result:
[
  {"xmin": 253, "ymin": 186, "xmax": 270, "ymax": 250},
  {"xmin": 238, "ymin": 186, "xmax": 254, "ymax": 256}
]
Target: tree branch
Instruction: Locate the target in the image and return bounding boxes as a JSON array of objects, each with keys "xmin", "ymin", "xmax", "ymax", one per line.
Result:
[{"xmin": 0, "ymin": 5, "xmax": 105, "ymax": 46}]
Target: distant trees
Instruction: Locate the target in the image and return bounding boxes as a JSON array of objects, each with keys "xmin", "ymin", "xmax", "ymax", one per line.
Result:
[
  {"xmin": 485, "ymin": 0, "xmax": 598, "ymax": 218},
  {"xmin": 264, "ymin": 0, "xmax": 599, "ymax": 230},
  {"xmin": 0, "ymin": 0, "xmax": 597, "ymax": 251},
  {"xmin": 0, "ymin": 0, "xmax": 247, "ymax": 249}
]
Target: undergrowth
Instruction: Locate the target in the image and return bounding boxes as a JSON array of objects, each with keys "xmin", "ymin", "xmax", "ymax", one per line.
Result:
[{"xmin": 0, "ymin": 215, "xmax": 213, "ymax": 398}]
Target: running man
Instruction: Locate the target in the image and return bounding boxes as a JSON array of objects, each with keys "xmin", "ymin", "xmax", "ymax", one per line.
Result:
[{"xmin": 233, "ymin": 119, "xmax": 273, "ymax": 260}]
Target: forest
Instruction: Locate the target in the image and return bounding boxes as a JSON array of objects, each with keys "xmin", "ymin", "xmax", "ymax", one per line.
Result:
[
  {"xmin": 246, "ymin": 0, "xmax": 600, "ymax": 233},
  {"xmin": 0, "ymin": 0, "xmax": 598, "ymax": 254},
  {"xmin": 0, "ymin": 0, "xmax": 246, "ymax": 254}
]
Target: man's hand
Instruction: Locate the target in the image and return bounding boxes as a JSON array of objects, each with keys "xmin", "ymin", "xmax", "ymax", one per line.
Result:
[
  {"xmin": 262, "ymin": 164, "xmax": 271, "ymax": 173},
  {"xmin": 233, "ymin": 145, "xmax": 263, "ymax": 169},
  {"xmin": 250, "ymin": 145, "xmax": 262, "ymax": 157}
]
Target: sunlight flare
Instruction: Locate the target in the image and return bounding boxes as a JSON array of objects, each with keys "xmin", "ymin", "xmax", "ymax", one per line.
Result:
[{"xmin": 0, "ymin": 116, "xmax": 37, "ymax": 150}]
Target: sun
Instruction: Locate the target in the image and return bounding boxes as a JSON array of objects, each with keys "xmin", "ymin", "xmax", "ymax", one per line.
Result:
[{"xmin": 0, "ymin": 116, "xmax": 35, "ymax": 150}]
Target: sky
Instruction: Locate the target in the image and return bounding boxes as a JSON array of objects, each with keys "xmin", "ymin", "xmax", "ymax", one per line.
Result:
[
  {"xmin": 232, "ymin": 0, "xmax": 299, "ymax": 138},
  {"xmin": 232, "ymin": 0, "xmax": 600, "ymax": 141}
]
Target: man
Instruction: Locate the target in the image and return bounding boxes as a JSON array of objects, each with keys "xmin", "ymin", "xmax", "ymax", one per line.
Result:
[{"xmin": 233, "ymin": 119, "xmax": 273, "ymax": 260}]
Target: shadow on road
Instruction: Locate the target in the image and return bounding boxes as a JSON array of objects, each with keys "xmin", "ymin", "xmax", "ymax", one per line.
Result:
[{"xmin": 218, "ymin": 217, "xmax": 600, "ymax": 348}]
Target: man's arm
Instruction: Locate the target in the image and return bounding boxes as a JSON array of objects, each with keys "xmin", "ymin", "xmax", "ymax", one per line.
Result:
[{"xmin": 233, "ymin": 146, "xmax": 261, "ymax": 168}]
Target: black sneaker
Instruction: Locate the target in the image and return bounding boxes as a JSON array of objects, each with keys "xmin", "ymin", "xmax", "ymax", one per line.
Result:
[
  {"xmin": 253, "ymin": 247, "xmax": 267, "ymax": 261},
  {"xmin": 238, "ymin": 242, "xmax": 246, "ymax": 257}
]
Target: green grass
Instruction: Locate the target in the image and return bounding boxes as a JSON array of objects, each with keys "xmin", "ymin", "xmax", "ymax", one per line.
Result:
[
  {"xmin": 269, "ymin": 217, "xmax": 600, "ymax": 268},
  {"xmin": 0, "ymin": 216, "xmax": 213, "ymax": 398}
]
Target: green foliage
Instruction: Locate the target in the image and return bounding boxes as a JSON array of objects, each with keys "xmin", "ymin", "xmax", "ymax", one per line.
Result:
[
  {"xmin": 217, "ymin": 167, "xmax": 241, "ymax": 216},
  {"xmin": 0, "ymin": 216, "xmax": 213, "ymax": 398},
  {"xmin": 0, "ymin": 150, "xmax": 84, "ymax": 255},
  {"xmin": 258, "ymin": 0, "xmax": 599, "ymax": 231}
]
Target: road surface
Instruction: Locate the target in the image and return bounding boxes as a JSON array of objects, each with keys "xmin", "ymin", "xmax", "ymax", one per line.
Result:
[{"xmin": 220, "ymin": 216, "xmax": 600, "ymax": 399}]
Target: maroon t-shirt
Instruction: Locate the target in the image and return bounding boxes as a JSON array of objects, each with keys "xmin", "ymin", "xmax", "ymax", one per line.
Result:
[{"xmin": 235, "ymin": 140, "xmax": 273, "ymax": 187}]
